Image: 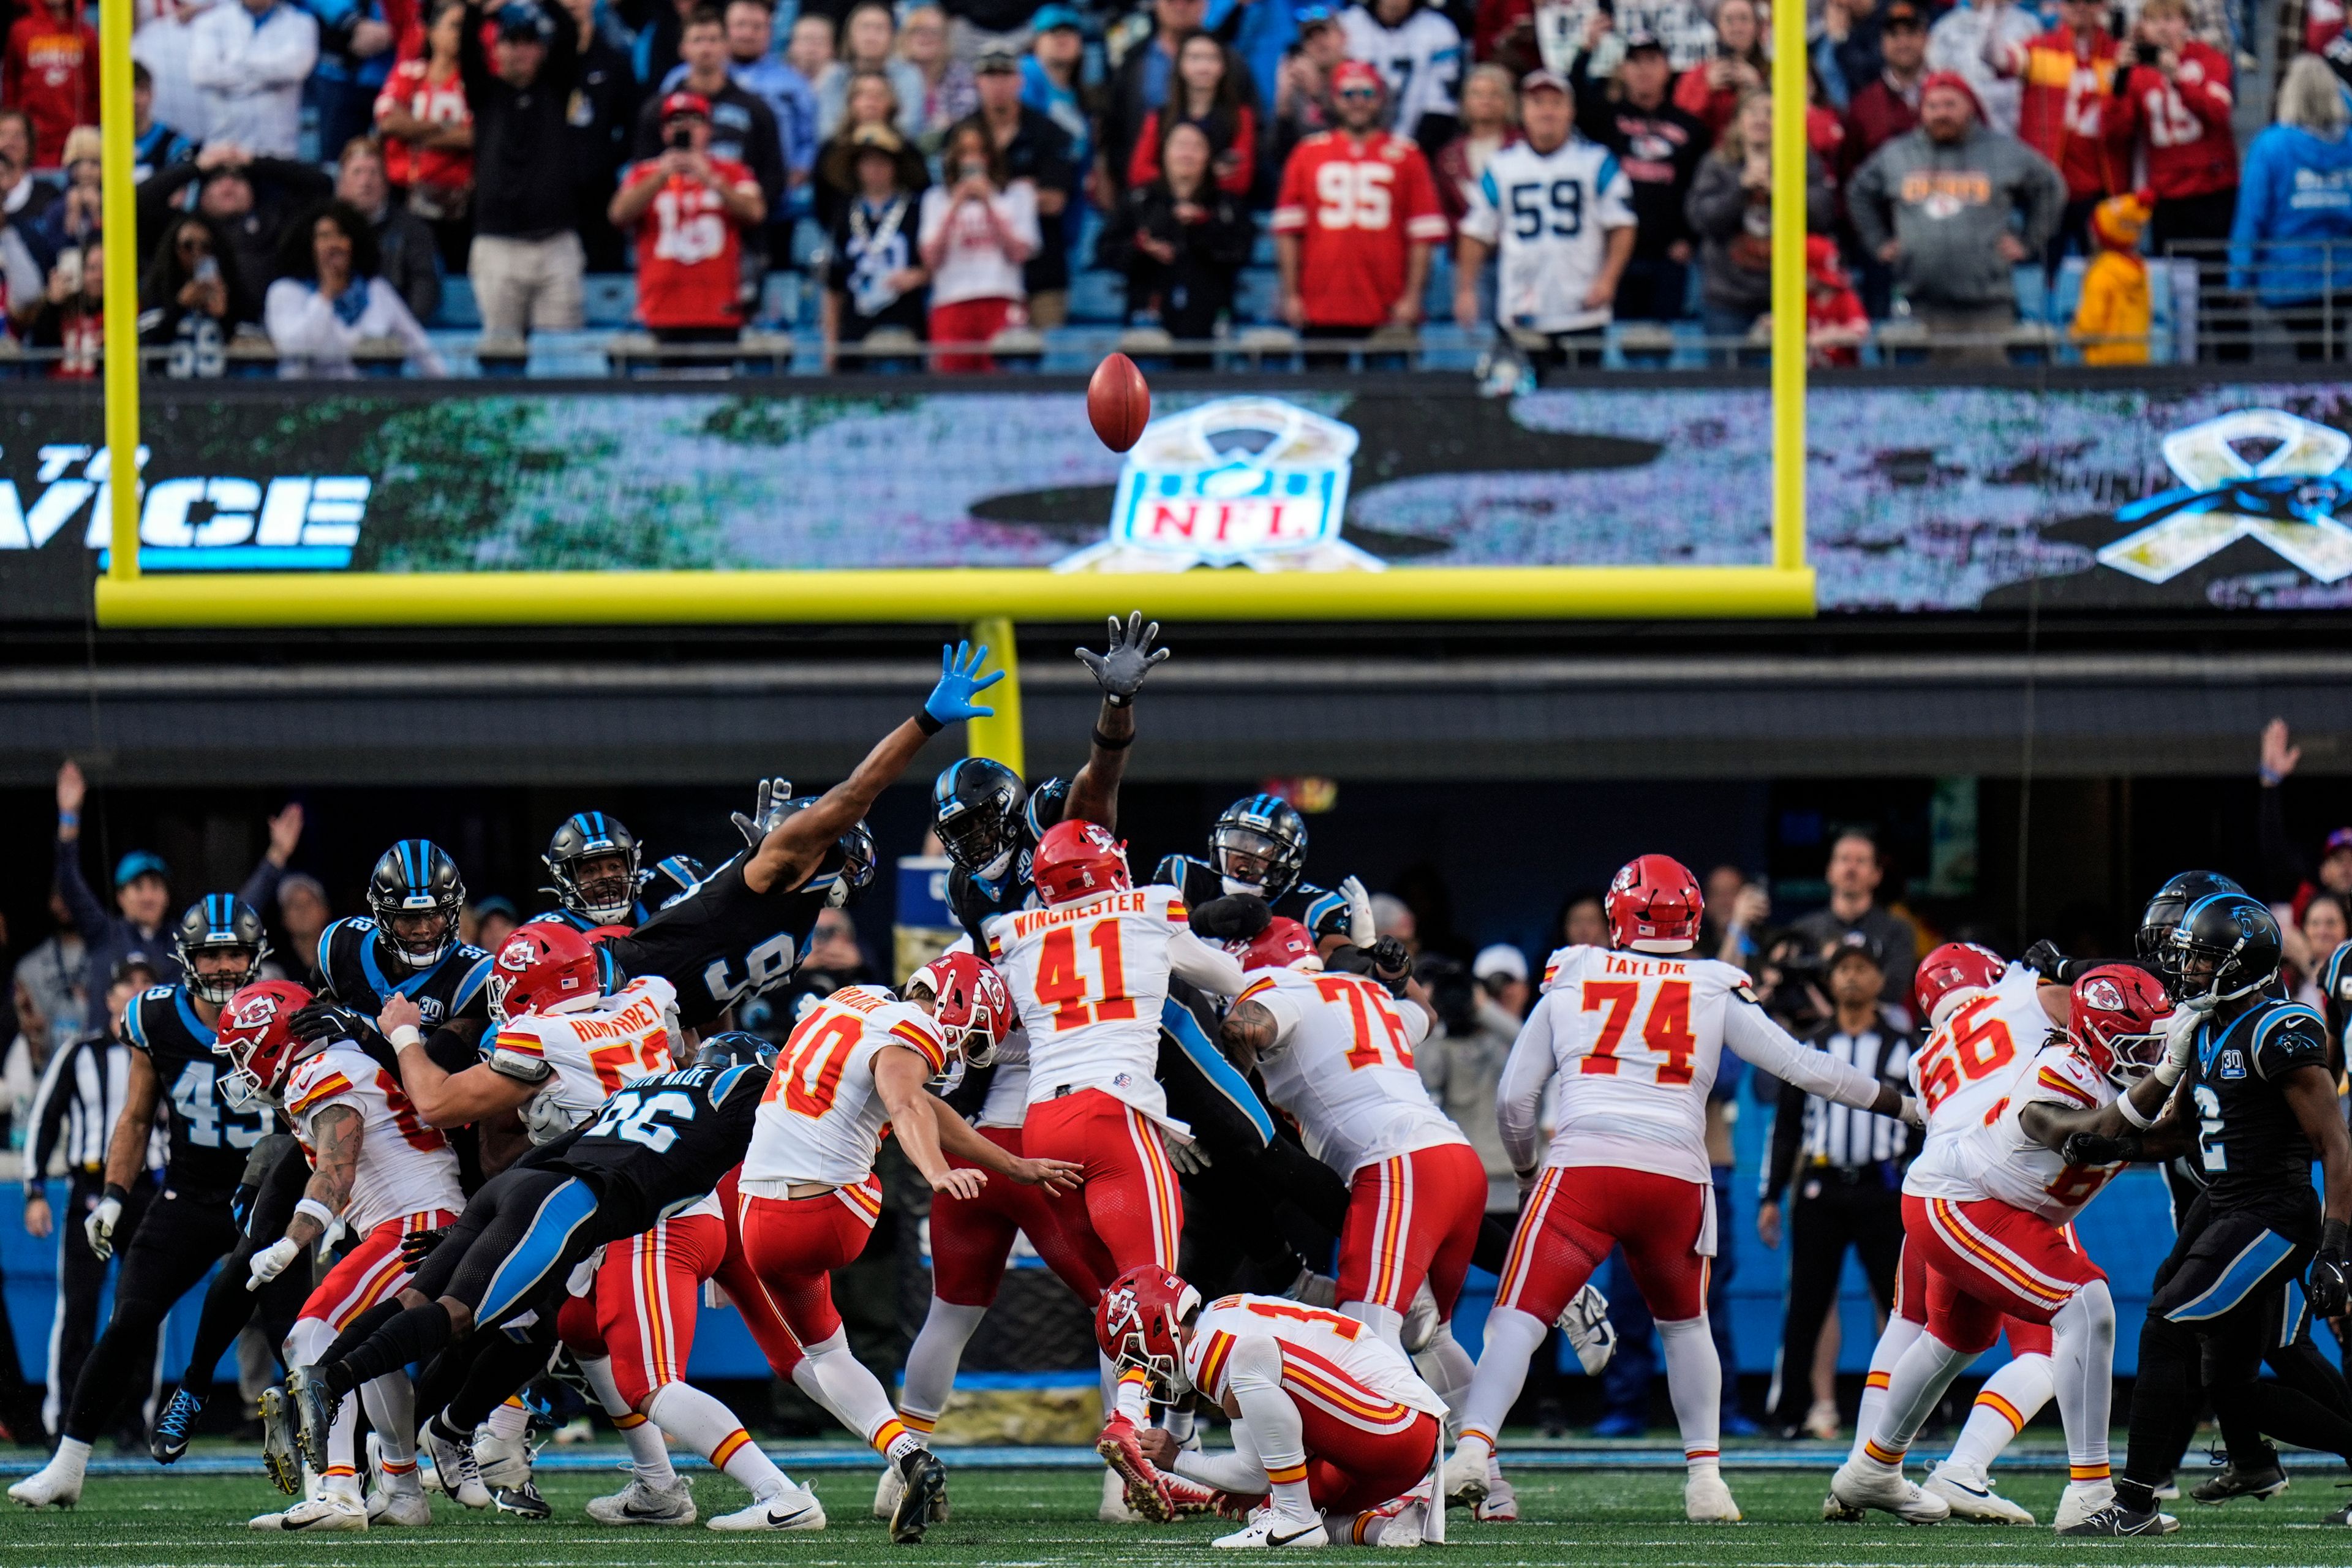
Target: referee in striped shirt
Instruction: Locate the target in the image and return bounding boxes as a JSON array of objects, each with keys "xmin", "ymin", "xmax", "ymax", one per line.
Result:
[
  {"xmin": 1758, "ymin": 933, "xmax": 1918, "ymax": 1440},
  {"xmin": 22, "ymin": 957, "xmax": 164, "ymax": 1440}
]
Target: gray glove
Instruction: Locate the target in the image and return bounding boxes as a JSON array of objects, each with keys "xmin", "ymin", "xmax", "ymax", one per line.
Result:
[
  {"xmin": 731, "ymin": 777, "xmax": 794, "ymax": 846},
  {"xmin": 1075, "ymin": 611, "xmax": 1170, "ymax": 706}
]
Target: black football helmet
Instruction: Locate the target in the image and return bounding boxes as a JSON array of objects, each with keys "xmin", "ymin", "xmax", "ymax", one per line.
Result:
[
  {"xmin": 1210, "ymin": 794, "xmax": 1309, "ymax": 899},
  {"xmin": 649, "ymin": 853, "xmax": 706, "ymax": 908},
  {"xmin": 543, "ymin": 811, "xmax": 649, "ymax": 927},
  {"xmin": 174, "ymin": 895, "xmax": 271, "ymax": 1003},
  {"xmin": 2165, "ymin": 891, "xmax": 2283, "ymax": 1009},
  {"xmin": 696, "ymin": 1030, "xmax": 778, "ymax": 1070},
  {"xmin": 933, "ymin": 758, "xmax": 1026, "ymax": 876},
  {"xmin": 2138, "ymin": 870, "xmax": 2248, "ymax": 983},
  {"xmin": 764, "ymin": 796, "xmax": 878, "ymax": 908},
  {"xmin": 1027, "ymin": 777, "xmax": 1069, "ymax": 842},
  {"xmin": 366, "ymin": 839, "xmax": 466, "ymax": 970}
]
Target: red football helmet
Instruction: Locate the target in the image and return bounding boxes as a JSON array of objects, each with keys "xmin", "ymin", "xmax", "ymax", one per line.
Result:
[
  {"xmin": 1095, "ymin": 1264, "xmax": 1202, "ymax": 1401},
  {"xmin": 913, "ymin": 950, "xmax": 1015, "ymax": 1068},
  {"xmin": 214, "ymin": 979, "xmax": 315, "ymax": 1111},
  {"xmin": 1031, "ymin": 820, "xmax": 1131, "ymax": 907},
  {"xmin": 1229, "ymin": 916, "xmax": 1321, "ymax": 973},
  {"xmin": 2070, "ymin": 963, "xmax": 2172, "ymax": 1087},
  {"xmin": 1605, "ymin": 854, "xmax": 1703, "ymax": 952},
  {"xmin": 1914, "ymin": 941, "xmax": 2007, "ymax": 1028},
  {"xmin": 487, "ymin": 922, "xmax": 605, "ymax": 1023}
]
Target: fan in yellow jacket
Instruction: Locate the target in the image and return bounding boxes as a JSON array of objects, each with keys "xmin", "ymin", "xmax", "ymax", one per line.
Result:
[{"xmin": 2071, "ymin": 190, "xmax": 2154, "ymax": 366}]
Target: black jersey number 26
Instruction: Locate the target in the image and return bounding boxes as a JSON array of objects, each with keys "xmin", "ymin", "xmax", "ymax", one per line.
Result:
[{"xmin": 587, "ymin": 1087, "xmax": 700, "ymax": 1153}]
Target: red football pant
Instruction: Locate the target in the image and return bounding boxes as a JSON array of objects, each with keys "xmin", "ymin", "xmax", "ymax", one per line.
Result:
[
  {"xmin": 1496, "ymin": 1166, "xmax": 1709, "ymax": 1323},
  {"xmin": 734, "ymin": 1174, "xmax": 884, "ymax": 1344},
  {"xmin": 931, "ymin": 1125, "xmax": 1117, "ymax": 1307},
  {"xmin": 298, "ymin": 1210, "xmax": 456, "ymax": 1329},
  {"xmin": 1295, "ymin": 1406, "xmax": 1440, "ymax": 1514},
  {"xmin": 1893, "ymin": 1235, "xmax": 2052, "ymax": 1354},
  {"xmin": 595, "ymin": 1212, "xmax": 726, "ymax": 1408},
  {"xmin": 928, "ymin": 296, "xmax": 1014, "ymax": 372},
  {"xmin": 1902, "ymin": 1193, "xmax": 2105, "ymax": 1351},
  {"xmin": 1020, "ymin": 1089, "xmax": 1183, "ymax": 1275},
  {"xmin": 714, "ymin": 1166, "xmax": 807, "ymax": 1379},
  {"xmin": 1336, "ymin": 1142, "xmax": 1486, "ymax": 1319}
]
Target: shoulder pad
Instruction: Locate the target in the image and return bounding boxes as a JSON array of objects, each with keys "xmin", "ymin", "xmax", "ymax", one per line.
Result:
[{"xmin": 1151, "ymin": 853, "xmax": 1191, "ymax": 889}]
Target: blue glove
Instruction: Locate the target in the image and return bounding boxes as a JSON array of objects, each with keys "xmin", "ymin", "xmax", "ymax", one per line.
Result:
[{"xmin": 924, "ymin": 641, "xmax": 1004, "ymax": 726}]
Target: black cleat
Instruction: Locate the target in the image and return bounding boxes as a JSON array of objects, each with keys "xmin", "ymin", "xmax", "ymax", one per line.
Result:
[
  {"xmin": 2058, "ymin": 1503, "xmax": 2178, "ymax": 1537},
  {"xmin": 2190, "ymin": 1461, "xmax": 2288, "ymax": 1505},
  {"xmin": 492, "ymin": 1481, "xmax": 552, "ymax": 1520},
  {"xmin": 891, "ymin": 1449, "xmax": 947, "ymax": 1544},
  {"xmin": 282, "ymin": 1367, "xmax": 335, "ymax": 1477},
  {"xmin": 151, "ymin": 1388, "xmax": 206, "ymax": 1465}
]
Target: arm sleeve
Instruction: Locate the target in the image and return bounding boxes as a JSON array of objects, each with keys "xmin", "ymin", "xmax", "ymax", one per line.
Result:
[
  {"xmin": 238, "ymin": 857, "xmax": 287, "ymax": 917},
  {"xmin": 1172, "ymin": 1408, "xmax": 1273, "ymax": 1492},
  {"xmin": 1494, "ymin": 995, "xmax": 1558, "ymax": 1173},
  {"xmin": 51, "ymin": 835, "xmax": 115, "ymax": 954},
  {"xmin": 1220, "ymin": 1335, "xmax": 1306, "ymax": 1474},
  {"xmin": 1722, "ymin": 997, "xmax": 1886, "ymax": 1112},
  {"xmin": 1168, "ymin": 928, "xmax": 1247, "ymax": 997},
  {"xmin": 1760, "ymin": 1072, "xmax": 1806, "ymax": 1202}
]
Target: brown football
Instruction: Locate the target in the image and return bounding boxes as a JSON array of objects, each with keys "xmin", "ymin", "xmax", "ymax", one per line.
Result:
[{"xmin": 1087, "ymin": 352, "xmax": 1152, "ymax": 453}]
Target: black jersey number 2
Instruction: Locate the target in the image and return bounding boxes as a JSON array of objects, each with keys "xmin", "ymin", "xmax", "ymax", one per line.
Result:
[{"xmin": 1508, "ymin": 179, "xmax": 1583, "ymax": 239}]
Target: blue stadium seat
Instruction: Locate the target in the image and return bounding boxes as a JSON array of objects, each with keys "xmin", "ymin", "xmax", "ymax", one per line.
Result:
[
  {"xmin": 582, "ymin": 275, "xmax": 639, "ymax": 328},
  {"xmin": 434, "ymin": 276, "xmax": 480, "ymax": 330},
  {"xmin": 1069, "ymin": 270, "xmax": 1129, "ymax": 323}
]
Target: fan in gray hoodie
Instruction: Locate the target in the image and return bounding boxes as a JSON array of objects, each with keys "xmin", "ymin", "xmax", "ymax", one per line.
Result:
[{"xmin": 1847, "ymin": 70, "xmax": 2064, "ymax": 358}]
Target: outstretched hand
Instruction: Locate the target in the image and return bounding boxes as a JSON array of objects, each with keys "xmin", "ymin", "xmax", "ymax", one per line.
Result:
[
  {"xmin": 1075, "ymin": 611, "xmax": 1170, "ymax": 706},
  {"xmin": 732, "ymin": 777, "xmax": 794, "ymax": 846},
  {"xmin": 925, "ymin": 641, "xmax": 1004, "ymax": 725},
  {"xmin": 2262, "ymin": 717, "xmax": 2301, "ymax": 783}
]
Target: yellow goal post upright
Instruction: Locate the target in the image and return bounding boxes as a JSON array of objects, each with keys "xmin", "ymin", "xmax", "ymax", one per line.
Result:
[{"xmin": 94, "ymin": 10, "xmax": 1815, "ymax": 756}]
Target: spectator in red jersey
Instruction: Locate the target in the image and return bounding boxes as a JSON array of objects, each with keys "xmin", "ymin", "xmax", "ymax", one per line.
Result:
[
  {"xmin": 1570, "ymin": 29, "xmax": 1703, "ymax": 323},
  {"xmin": 1998, "ymin": 0, "xmax": 2125, "ymax": 273},
  {"xmin": 1672, "ymin": 0, "xmax": 1766, "ymax": 141},
  {"xmin": 372, "ymin": 0, "xmax": 474, "ymax": 266},
  {"xmin": 609, "ymin": 91, "xmax": 767, "ymax": 345},
  {"xmin": 917, "ymin": 118, "xmax": 1037, "ymax": 371},
  {"xmin": 1128, "ymin": 31, "xmax": 1256, "ymax": 198},
  {"xmin": 1434, "ymin": 61, "xmax": 1516, "ymax": 233},
  {"xmin": 1798, "ymin": 233, "xmax": 1869, "ymax": 363},
  {"xmin": 4, "ymin": 0, "xmax": 100, "ymax": 167},
  {"xmin": 1272, "ymin": 59, "xmax": 1447, "ymax": 363},
  {"xmin": 2111, "ymin": 0, "xmax": 2237, "ymax": 252}
]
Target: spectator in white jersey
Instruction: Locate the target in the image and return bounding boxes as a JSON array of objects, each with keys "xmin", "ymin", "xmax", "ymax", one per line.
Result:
[
  {"xmin": 1454, "ymin": 69, "xmax": 1635, "ymax": 372},
  {"xmin": 1340, "ymin": 0, "xmax": 1462, "ymax": 156}
]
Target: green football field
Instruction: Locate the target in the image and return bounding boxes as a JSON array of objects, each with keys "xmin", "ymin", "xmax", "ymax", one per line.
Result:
[{"xmin": 6, "ymin": 1463, "xmax": 2349, "ymax": 1568}]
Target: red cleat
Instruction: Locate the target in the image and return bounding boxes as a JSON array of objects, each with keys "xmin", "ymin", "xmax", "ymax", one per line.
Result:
[
  {"xmin": 1161, "ymin": 1474, "xmax": 1222, "ymax": 1516},
  {"xmin": 1095, "ymin": 1415, "xmax": 1175, "ymax": 1523}
]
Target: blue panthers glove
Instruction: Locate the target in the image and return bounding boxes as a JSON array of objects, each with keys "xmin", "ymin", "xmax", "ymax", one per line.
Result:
[{"xmin": 924, "ymin": 641, "xmax": 1003, "ymax": 727}]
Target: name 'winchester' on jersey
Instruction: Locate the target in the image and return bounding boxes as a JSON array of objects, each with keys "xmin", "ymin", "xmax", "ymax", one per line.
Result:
[
  {"xmin": 314, "ymin": 916, "xmax": 494, "ymax": 1028},
  {"xmin": 124, "ymin": 985, "xmax": 271, "ymax": 1191},
  {"xmin": 741, "ymin": 984, "xmax": 949, "ymax": 1189},
  {"xmin": 282, "ymin": 1043, "xmax": 464, "ymax": 1234},
  {"xmin": 602, "ymin": 848, "xmax": 836, "ymax": 1030}
]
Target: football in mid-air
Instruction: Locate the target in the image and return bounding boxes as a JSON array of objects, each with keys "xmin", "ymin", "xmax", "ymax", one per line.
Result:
[{"xmin": 1087, "ymin": 353, "xmax": 1151, "ymax": 453}]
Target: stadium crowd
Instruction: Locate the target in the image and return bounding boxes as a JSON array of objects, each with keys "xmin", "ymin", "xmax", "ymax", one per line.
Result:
[{"xmin": 4, "ymin": 0, "xmax": 2352, "ymax": 371}]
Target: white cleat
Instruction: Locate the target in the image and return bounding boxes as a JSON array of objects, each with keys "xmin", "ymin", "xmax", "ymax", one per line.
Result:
[
  {"xmin": 1926, "ymin": 1461, "xmax": 2035, "ymax": 1525},
  {"xmin": 1556, "ymin": 1283, "xmax": 1619, "ymax": 1375},
  {"xmin": 2052, "ymin": 1480, "xmax": 2124, "ymax": 1532},
  {"xmin": 587, "ymin": 1474, "xmax": 698, "ymax": 1526},
  {"xmin": 7, "ymin": 1460, "xmax": 83, "ymax": 1510},
  {"xmin": 366, "ymin": 1488, "xmax": 432, "ymax": 1528},
  {"xmin": 1686, "ymin": 1471, "xmax": 1743, "ymax": 1522},
  {"xmin": 473, "ymin": 1430, "xmax": 533, "ymax": 1489},
  {"xmin": 1100, "ymin": 1467, "xmax": 1145, "ymax": 1523},
  {"xmin": 420, "ymin": 1423, "xmax": 491, "ymax": 1510},
  {"xmin": 708, "ymin": 1484, "xmax": 827, "ymax": 1532},
  {"xmin": 874, "ymin": 1461, "xmax": 905, "ymax": 1519},
  {"xmin": 1473, "ymin": 1472, "xmax": 1518, "ymax": 1523},
  {"xmin": 1831, "ymin": 1458, "xmax": 1951, "ymax": 1525},
  {"xmin": 1375, "ymin": 1496, "xmax": 1431, "ymax": 1548},
  {"xmin": 1440, "ymin": 1446, "xmax": 1490, "ymax": 1509},
  {"xmin": 1400, "ymin": 1282, "xmax": 1441, "ymax": 1356},
  {"xmin": 1216, "ymin": 1510, "xmax": 1330, "ymax": 1548},
  {"xmin": 257, "ymin": 1493, "xmax": 369, "ymax": 1531}
]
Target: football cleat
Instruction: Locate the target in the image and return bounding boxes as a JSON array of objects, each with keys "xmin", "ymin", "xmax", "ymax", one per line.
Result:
[
  {"xmin": 475, "ymin": 1429, "xmax": 535, "ymax": 1488},
  {"xmin": 258, "ymin": 1386, "xmax": 304, "ymax": 1496},
  {"xmin": 6, "ymin": 1459, "xmax": 82, "ymax": 1510},
  {"xmin": 708, "ymin": 1484, "xmax": 826, "ymax": 1532},
  {"xmin": 1926, "ymin": 1461, "xmax": 2035, "ymax": 1525},
  {"xmin": 891, "ymin": 1448, "xmax": 948, "ymax": 1544},
  {"xmin": 1822, "ymin": 1491, "xmax": 1866, "ymax": 1522},
  {"xmin": 588, "ymin": 1475, "xmax": 698, "ymax": 1526},
  {"xmin": 1215, "ymin": 1509, "xmax": 1329, "ymax": 1549},
  {"xmin": 2057, "ymin": 1503, "xmax": 2178, "ymax": 1536},
  {"xmin": 873, "ymin": 1461, "xmax": 904, "ymax": 1520},
  {"xmin": 1830, "ymin": 1457, "xmax": 1951, "ymax": 1524},
  {"xmin": 2324, "ymin": 1501, "xmax": 2352, "ymax": 1525},
  {"xmin": 420, "ymin": 1421, "xmax": 491, "ymax": 1510},
  {"xmin": 2190, "ymin": 1460, "xmax": 2288, "ymax": 1504},
  {"xmin": 366, "ymin": 1488, "xmax": 432, "ymax": 1528},
  {"xmin": 1096, "ymin": 1414, "xmax": 1176, "ymax": 1523},
  {"xmin": 1440, "ymin": 1446, "xmax": 1490, "ymax": 1509},
  {"xmin": 2052, "ymin": 1481, "xmax": 2120, "ymax": 1532},
  {"xmin": 1163, "ymin": 1473, "xmax": 1222, "ymax": 1515},
  {"xmin": 258, "ymin": 1494, "xmax": 368, "ymax": 1532},
  {"xmin": 1685, "ymin": 1471, "xmax": 1742, "ymax": 1522},
  {"xmin": 1556, "ymin": 1284, "xmax": 1618, "ymax": 1376},
  {"xmin": 492, "ymin": 1480, "xmax": 551, "ymax": 1519},
  {"xmin": 151, "ymin": 1387, "xmax": 205, "ymax": 1464}
]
